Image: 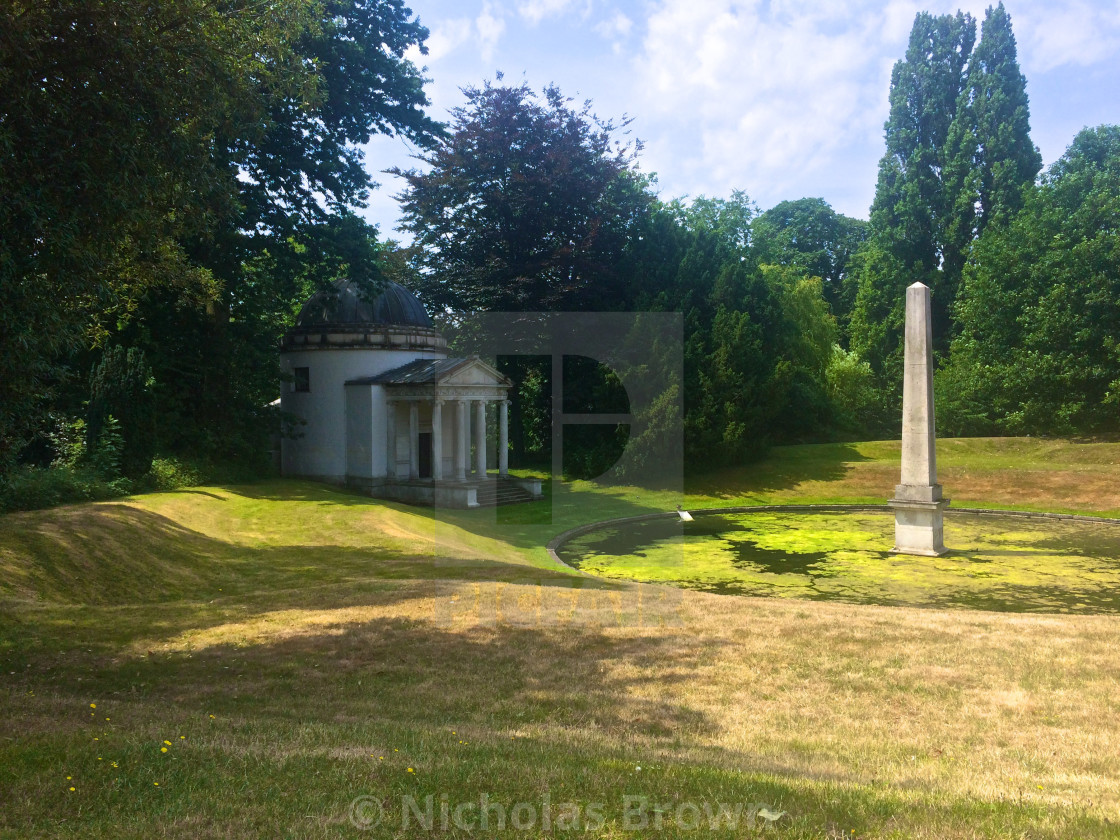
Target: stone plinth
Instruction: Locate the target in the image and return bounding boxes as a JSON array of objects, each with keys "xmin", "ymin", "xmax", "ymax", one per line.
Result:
[{"xmin": 889, "ymin": 497, "xmax": 949, "ymax": 555}]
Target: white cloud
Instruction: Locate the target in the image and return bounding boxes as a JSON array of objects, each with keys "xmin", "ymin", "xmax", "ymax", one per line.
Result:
[
  {"xmin": 1014, "ymin": 0, "xmax": 1120, "ymax": 72},
  {"xmin": 595, "ymin": 11, "xmax": 634, "ymax": 39},
  {"xmin": 408, "ymin": 17, "xmax": 474, "ymax": 64},
  {"xmin": 518, "ymin": 0, "xmax": 581, "ymax": 25},
  {"xmin": 635, "ymin": 0, "xmax": 896, "ymax": 209},
  {"xmin": 476, "ymin": 2, "xmax": 507, "ymax": 62},
  {"xmin": 516, "ymin": 0, "xmax": 597, "ymax": 26}
]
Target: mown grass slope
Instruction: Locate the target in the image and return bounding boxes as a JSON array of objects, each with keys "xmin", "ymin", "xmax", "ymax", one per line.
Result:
[{"xmin": 1, "ymin": 439, "xmax": 1118, "ymax": 838}]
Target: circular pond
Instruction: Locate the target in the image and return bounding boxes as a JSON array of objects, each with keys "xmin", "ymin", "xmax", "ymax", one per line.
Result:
[{"xmin": 557, "ymin": 510, "xmax": 1120, "ymax": 614}]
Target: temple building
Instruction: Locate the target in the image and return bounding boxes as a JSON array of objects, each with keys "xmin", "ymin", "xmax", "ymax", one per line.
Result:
[{"xmin": 279, "ymin": 279, "xmax": 541, "ymax": 507}]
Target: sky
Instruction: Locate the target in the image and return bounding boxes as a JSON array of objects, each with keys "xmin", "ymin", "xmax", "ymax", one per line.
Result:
[{"xmin": 360, "ymin": 0, "xmax": 1120, "ymax": 239}]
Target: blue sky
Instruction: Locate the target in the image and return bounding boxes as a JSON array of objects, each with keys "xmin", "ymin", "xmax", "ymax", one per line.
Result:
[{"xmin": 361, "ymin": 0, "xmax": 1120, "ymax": 238}]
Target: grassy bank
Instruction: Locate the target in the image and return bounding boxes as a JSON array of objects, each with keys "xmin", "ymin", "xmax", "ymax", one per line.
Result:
[
  {"xmin": 1, "ymin": 438, "xmax": 1119, "ymax": 838},
  {"xmin": 684, "ymin": 436, "xmax": 1120, "ymax": 515}
]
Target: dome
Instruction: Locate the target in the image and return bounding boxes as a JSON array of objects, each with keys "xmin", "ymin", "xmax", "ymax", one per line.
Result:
[{"xmin": 295, "ymin": 279, "xmax": 433, "ymax": 329}]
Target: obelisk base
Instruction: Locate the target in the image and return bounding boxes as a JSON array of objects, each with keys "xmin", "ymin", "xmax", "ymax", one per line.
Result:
[{"xmin": 889, "ymin": 495, "xmax": 950, "ymax": 556}]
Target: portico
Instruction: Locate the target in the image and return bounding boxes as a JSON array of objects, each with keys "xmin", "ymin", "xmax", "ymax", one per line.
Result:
[
  {"xmin": 383, "ymin": 395, "xmax": 509, "ymax": 482},
  {"xmin": 346, "ymin": 356, "xmax": 539, "ymax": 507}
]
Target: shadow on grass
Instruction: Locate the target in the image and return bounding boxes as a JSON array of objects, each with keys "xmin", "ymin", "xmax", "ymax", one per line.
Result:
[
  {"xmin": 3, "ymin": 605, "xmax": 1113, "ymax": 838},
  {"xmin": 0, "ymin": 501, "xmax": 632, "ymax": 658},
  {"xmin": 207, "ymin": 480, "xmax": 387, "ymax": 506},
  {"xmin": 63, "ymin": 615, "xmax": 713, "ymax": 738},
  {"xmin": 686, "ymin": 442, "xmax": 875, "ymax": 498}
]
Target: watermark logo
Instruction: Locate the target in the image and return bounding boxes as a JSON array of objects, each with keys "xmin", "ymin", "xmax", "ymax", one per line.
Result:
[
  {"xmin": 347, "ymin": 795, "xmax": 383, "ymax": 830},
  {"xmin": 430, "ymin": 579, "xmax": 685, "ymax": 629},
  {"xmin": 425, "ymin": 311, "xmax": 687, "ymax": 630},
  {"xmin": 347, "ymin": 793, "xmax": 786, "ymax": 833}
]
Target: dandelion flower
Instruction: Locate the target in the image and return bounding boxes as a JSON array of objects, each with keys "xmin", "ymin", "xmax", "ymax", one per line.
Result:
[
  {"xmin": 66, "ymin": 776, "xmax": 71, "ymax": 780},
  {"xmin": 90, "ymin": 703, "xmax": 96, "ymax": 709},
  {"xmin": 154, "ymin": 782, "xmax": 159, "ymax": 787},
  {"xmin": 407, "ymin": 768, "xmax": 414, "ymax": 773},
  {"xmin": 69, "ymin": 787, "xmax": 75, "ymax": 792},
  {"xmin": 179, "ymin": 736, "xmax": 185, "ymax": 740},
  {"xmin": 163, "ymin": 740, "xmax": 172, "ymax": 745},
  {"xmin": 161, "ymin": 747, "xmax": 168, "ymax": 753}
]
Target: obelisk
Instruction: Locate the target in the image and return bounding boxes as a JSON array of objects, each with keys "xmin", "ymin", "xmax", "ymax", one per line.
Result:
[{"xmin": 888, "ymin": 282, "xmax": 949, "ymax": 555}]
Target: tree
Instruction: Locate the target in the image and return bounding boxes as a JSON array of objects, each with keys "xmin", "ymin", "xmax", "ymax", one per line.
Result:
[
  {"xmin": 0, "ymin": 0, "xmax": 440, "ymax": 469},
  {"xmin": 393, "ymin": 78, "xmax": 654, "ymax": 312},
  {"xmin": 849, "ymin": 4, "xmax": 1039, "ymax": 391},
  {"xmin": 849, "ymin": 9, "xmax": 975, "ymax": 376},
  {"xmin": 942, "ymin": 125, "xmax": 1120, "ymax": 436},
  {"xmin": 942, "ymin": 1, "xmax": 1041, "ymax": 301},
  {"xmin": 87, "ymin": 347, "xmax": 156, "ymax": 479},
  {"xmin": 751, "ymin": 198, "xmax": 868, "ymax": 329}
]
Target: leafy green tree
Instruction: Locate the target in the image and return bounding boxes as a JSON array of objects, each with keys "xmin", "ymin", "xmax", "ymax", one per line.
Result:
[
  {"xmin": 850, "ymin": 4, "xmax": 1039, "ymax": 413},
  {"xmin": 87, "ymin": 347, "xmax": 156, "ymax": 478},
  {"xmin": 393, "ymin": 78, "xmax": 654, "ymax": 312},
  {"xmin": 942, "ymin": 2, "xmax": 1041, "ymax": 301},
  {"xmin": 0, "ymin": 0, "xmax": 439, "ymax": 470},
  {"xmin": 943, "ymin": 125, "xmax": 1120, "ymax": 436},
  {"xmin": 849, "ymin": 10, "xmax": 975, "ymax": 375},
  {"xmin": 751, "ymin": 198, "xmax": 868, "ymax": 329}
]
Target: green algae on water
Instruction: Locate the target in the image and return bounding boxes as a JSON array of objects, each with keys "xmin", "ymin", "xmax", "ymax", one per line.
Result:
[{"xmin": 558, "ymin": 512, "xmax": 1120, "ymax": 614}]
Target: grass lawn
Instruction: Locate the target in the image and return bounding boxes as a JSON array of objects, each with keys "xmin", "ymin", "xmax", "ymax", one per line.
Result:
[{"xmin": 1, "ymin": 437, "xmax": 1119, "ymax": 838}]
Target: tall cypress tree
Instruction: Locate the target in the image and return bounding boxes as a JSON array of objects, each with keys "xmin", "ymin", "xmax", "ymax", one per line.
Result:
[
  {"xmin": 963, "ymin": 2, "xmax": 1042, "ymax": 228},
  {"xmin": 849, "ymin": 11, "xmax": 975, "ymax": 381},
  {"xmin": 850, "ymin": 4, "xmax": 1038, "ymax": 390},
  {"xmin": 943, "ymin": 2, "xmax": 1042, "ymax": 303}
]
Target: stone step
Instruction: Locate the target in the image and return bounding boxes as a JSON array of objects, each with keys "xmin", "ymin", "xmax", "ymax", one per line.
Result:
[{"xmin": 472, "ymin": 482, "xmax": 535, "ymax": 507}]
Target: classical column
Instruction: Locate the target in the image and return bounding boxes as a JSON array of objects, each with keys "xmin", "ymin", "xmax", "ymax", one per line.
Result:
[
  {"xmin": 408, "ymin": 400, "xmax": 419, "ymax": 480},
  {"xmin": 474, "ymin": 400, "xmax": 487, "ymax": 478},
  {"xmin": 498, "ymin": 399, "xmax": 509, "ymax": 477},
  {"xmin": 385, "ymin": 399, "xmax": 397, "ymax": 479},
  {"xmin": 431, "ymin": 399, "xmax": 443, "ymax": 481},
  {"xmin": 455, "ymin": 399, "xmax": 468, "ymax": 482},
  {"xmin": 889, "ymin": 281, "xmax": 949, "ymax": 555}
]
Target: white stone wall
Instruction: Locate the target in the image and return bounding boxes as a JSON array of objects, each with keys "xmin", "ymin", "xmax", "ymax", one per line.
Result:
[{"xmin": 280, "ymin": 346, "xmax": 446, "ymax": 481}]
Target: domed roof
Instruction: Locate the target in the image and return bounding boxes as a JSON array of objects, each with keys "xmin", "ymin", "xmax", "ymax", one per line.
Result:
[{"xmin": 295, "ymin": 279, "xmax": 433, "ymax": 329}]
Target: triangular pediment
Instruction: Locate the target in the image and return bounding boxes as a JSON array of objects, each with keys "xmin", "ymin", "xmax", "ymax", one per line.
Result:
[{"xmin": 439, "ymin": 357, "xmax": 511, "ymax": 386}]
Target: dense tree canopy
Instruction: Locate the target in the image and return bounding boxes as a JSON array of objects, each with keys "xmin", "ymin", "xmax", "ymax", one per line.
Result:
[
  {"xmin": 0, "ymin": 0, "xmax": 440, "ymax": 470},
  {"xmin": 393, "ymin": 79, "xmax": 654, "ymax": 312},
  {"xmin": 940, "ymin": 125, "xmax": 1120, "ymax": 436},
  {"xmin": 751, "ymin": 198, "xmax": 868, "ymax": 328}
]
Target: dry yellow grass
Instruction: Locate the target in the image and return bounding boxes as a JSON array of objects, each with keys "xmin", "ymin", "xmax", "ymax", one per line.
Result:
[
  {"xmin": 2, "ymin": 442, "xmax": 1120, "ymax": 837},
  {"xmin": 131, "ymin": 578, "xmax": 1120, "ymax": 820}
]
